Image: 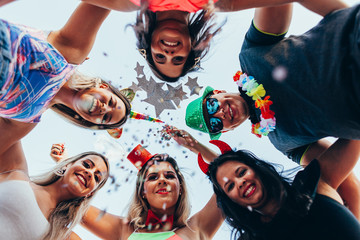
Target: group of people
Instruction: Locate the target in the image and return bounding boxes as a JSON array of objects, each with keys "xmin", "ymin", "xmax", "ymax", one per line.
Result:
[{"xmin": 0, "ymin": 0, "xmax": 359, "ymax": 239}]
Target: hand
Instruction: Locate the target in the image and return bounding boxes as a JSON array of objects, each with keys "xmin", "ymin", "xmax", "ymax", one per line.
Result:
[
  {"xmin": 165, "ymin": 126, "xmax": 198, "ymax": 151},
  {"xmin": 50, "ymin": 143, "xmax": 68, "ymax": 162}
]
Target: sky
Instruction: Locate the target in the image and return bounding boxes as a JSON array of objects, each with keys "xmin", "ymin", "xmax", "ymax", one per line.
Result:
[{"xmin": 0, "ymin": 0, "xmax": 359, "ymax": 239}]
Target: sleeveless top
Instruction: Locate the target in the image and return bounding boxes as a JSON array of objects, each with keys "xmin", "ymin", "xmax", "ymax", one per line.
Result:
[
  {"xmin": 0, "ymin": 19, "xmax": 76, "ymax": 123},
  {"xmin": 0, "ymin": 180, "xmax": 49, "ymax": 240},
  {"xmin": 129, "ymin": 231, "xmax": 183, "ymax": 240},
  {"xmin": 129, "ymin": 0, "xmax": 218, "ymax": 12}
]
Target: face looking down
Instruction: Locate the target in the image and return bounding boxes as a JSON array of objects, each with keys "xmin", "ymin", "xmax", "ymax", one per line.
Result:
[
  {"xmin": 204, "ymin": 90, "xmax": 249, "ymax": 133},
  {"xmin": 151, "ymin": 19, "xmax": 191, "ymax": 78},
  {"xmin": 63, "ymin": 154, "xmax": 108, "ymax": 198},
  {"xmin": 143, "ymin": 161, "xmax": 181, "ymax": 213},
  {"xmin": 216, "ymin": 160, "xmax": 266, "ymax": 209},
  {"xmin": 73, "ymin": 84, "xmax": 127, "ymax": 126}
]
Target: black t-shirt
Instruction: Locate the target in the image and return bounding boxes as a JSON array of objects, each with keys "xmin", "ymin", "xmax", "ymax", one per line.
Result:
[{"xmin": 239, "ymin": 5, "xmax": 360, "ymax": 163}]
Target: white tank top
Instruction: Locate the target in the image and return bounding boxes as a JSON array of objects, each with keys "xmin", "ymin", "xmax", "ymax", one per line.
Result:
[{"xmin": 0, "ymin": 180, "xmax": 49, "ymax": 239}]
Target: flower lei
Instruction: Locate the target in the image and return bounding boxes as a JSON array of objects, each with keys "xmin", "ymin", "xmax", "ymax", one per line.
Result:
[{"xmin": 233, "ymin": 71, "xmax": 276, "ymax": 137}]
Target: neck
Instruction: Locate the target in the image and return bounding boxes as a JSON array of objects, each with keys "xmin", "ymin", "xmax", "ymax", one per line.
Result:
[
  {"xmin": 50, "ymin": 82, "xmax": 76, "ymax": 109},
  {"xmin": 39, "ymin": 178, "xmax": 78, "ymax": 208},
  {"xmin": 150, "ymin": 206, "xmax": 175, "ymax": 218},
  {"xmin": 156, "ymin": 10, "xmax": 189, "ymax": 25}
]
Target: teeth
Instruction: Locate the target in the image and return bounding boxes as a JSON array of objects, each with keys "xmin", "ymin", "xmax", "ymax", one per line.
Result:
[
  {"xmin": 77, "ymin": 174, "xmax": 86, "ymax": 187},
  {"xmin": 163, "ymin": 40, "xmax": 178, "ymax": 46},
  {"xmin": 229, "ymin": 107, "xmax": 233, "ymax": 119},
  {"xmin": 244, "ymin": 185, "xmax": 254, "ymax": 197},
  {"xmin": 89, "ymin": 99, "xmax": 97, "ymax": 113}
]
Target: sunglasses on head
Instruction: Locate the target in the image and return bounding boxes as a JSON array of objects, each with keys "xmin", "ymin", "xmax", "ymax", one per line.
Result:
[{"xmin": 205, "ymin": 97, "xmax": 223, "ymax": 133}]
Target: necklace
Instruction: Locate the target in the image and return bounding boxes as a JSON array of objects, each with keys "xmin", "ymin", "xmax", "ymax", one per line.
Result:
[{"xmin": 233, "ymin": 71, "xmax": 276, "ymax": 137}]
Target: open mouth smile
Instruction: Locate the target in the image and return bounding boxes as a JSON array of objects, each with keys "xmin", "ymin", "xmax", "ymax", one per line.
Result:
[
  {"xmin": 161, "ymin": 40, "xmax": 180, "ymax": 47},
  {"xmin": 75, "ymin": 173, "xmax": 87, "ymax": 187},
  {"xmin": 243, "ymin": 184, "xmax": 256, "ymax": 198}
]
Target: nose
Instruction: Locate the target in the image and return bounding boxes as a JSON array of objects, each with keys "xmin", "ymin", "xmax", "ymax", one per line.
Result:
[
  {"xmin": 213, "ymin": 108, "xmax": 225, "ymax": 119},
  {"xmin": 158, "ymin": 174, "xmax": 167, "ymax": 184},
  {"xmin": 236, "ymin": 178, "xmax": 246, "ymax": 190},
  {"xmin": 100, "ymin": 103, "xmax": 111, "ymax": 114}
]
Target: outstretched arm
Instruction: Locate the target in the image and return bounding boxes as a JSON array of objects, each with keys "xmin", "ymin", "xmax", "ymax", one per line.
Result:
[
  {"xmin": 81, "ymin": 206, "xmax": 131, "ymax": 240},
  {"xmin": 81, "ymin": 0, "xmax": 139, "ymax": 11},
  {"xmin": 303, "ymin": 139, "xmax": 360, "ymax": 220},
  {"xmin": 47, "ymin": 2, "xmax": 111, "ymax": 64},
  {"xmin": 187, "ymin": 194, "xmax": 224, "ymax": 239},
  {"xmin": 216, "ymin": 0, "xmax": 348, "ymax": 17},
  {"xmin": 0, "ymin": 0, "xmax": 14, "ymax": 7},
  {"xmin": 167, "ymin": 127, "xmax": 218, "ymax": 163},
  {"xmin": 0, "ymin": 140, "xmax": 28, "ymax": 176}
]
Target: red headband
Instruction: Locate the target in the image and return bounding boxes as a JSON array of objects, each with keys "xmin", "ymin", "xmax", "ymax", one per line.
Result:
[{"xmin": 198, "ymin": 140, "xmax": 233, "ymax": 175}]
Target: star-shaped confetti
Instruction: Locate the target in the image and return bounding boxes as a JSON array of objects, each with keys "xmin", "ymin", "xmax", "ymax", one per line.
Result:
[
  {"xmin": 185, "ymin": 76, "xmax": 203, "ymax": 95},
  {"xmin": 164, "ymin": 84, "xmax": 188, "ymax": 106},
  {"xmin": 134, "ymin": 62, "xmax": 144, "ymax": 76},
  {"xmin": 128, "ymin": 82, "xmax": 142, "ymax": 93}
]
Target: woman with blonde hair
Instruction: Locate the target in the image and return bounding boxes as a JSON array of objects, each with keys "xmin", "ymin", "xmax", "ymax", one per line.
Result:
[
  {"xmin": 0, "ymin": 140, "xmax": 110, "ymax": 240},
  {"xmin": 0, "ymin": 2, "xmax": 133, "ymax": 157},
  {"xmin": 51, "ymin": 143, "xmax": 224, "ymax": 240}
]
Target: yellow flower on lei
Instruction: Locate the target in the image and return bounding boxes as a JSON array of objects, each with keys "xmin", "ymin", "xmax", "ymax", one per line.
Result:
[{"xmin": 247, "ymin": 84, "xmax": 266, "ymax": 101}]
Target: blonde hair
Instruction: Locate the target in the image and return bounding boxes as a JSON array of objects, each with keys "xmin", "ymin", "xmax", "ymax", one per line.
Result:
[
  {"xmin": 127, "ymin": 154, "xmax": 191, "ymax": 229},
  {"xmin": 31, "ymin": 152, "xmax": 109, "ymax": 240},
  {"xmin": 51, "ymin": 71, "xmax": 131, "ymax": 130}
]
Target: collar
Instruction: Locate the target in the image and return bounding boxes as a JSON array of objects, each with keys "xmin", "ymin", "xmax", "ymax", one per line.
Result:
[{"xmin": 145, "ymin": 209, "xmax": 174, "ymax": 230}]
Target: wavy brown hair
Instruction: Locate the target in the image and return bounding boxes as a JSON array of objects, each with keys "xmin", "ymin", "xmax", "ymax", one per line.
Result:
[{"xmin": 130, "ymin": 1, "xmax": 224, "ymax": 82}]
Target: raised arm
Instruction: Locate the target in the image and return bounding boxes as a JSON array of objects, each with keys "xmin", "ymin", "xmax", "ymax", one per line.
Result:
[
  {"xmin": 0, "ymin": 140, "xmax": 28, "ymax": 175},
  {"xmin": 187, "ymin": 194, "xmax": 224, "ymax": 239},
  {"xmin": 253, "ymin": 4, "xmax": 293, "ymax": 35},
  {"xmin": 81, "ymin": 206, "xmax": 131, "ymax": 240},
  {"xmin": 318, "ymin": 139, "xmax": 360, "ymax": 190},
  {"xmin": 47, "ymin": 2, "xmax": 111, "ymax": 64},
  {"xmin": 216, "ymin": 0, "xmax": 348, "ymax": 17},
  {"xmin": 0, "ymin": 0, "xmax": 14, "ymax": 7},
  {"xmin": 81, "ymin": 0, "xmax": 139, "ymax": 11},
  {"xmin": 167, "ymin": 127, "xmax": 218, "ymax": 163}
]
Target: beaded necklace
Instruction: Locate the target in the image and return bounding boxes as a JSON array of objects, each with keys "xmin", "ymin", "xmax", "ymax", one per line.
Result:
[{"xmin": 233, "ymin": 71, "xmax": 276, "ymax": 137}]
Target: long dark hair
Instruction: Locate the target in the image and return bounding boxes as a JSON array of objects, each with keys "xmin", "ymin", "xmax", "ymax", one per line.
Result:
[
  {"xmin": 208, "ymin": 150, "xmax": 312, "ymax": 240},
  {"xmin": 131, "ymin": 2, "xmax": 224, "ymax": 82}
]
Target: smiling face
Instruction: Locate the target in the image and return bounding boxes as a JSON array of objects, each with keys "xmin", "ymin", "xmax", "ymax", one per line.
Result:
[
  {"xmin": 143, "ymin": 161, "xmax": 181, "ymax": 214},
  {"xmin": 216, "ymin": 161, "xmax": 266, "ymax": 209},
  {"xmin": 73, "ymin": 84, "xmax": 126, "ymax": 126},
  {"xmin": 151, "ymin": 19, "xmax": 191, "ymax": 78},
  {"xmin": 205, "ymin": 90, "xmax": 250, "ymax": 132},
  {"xmin": 63, "ymin": 155, "xmax": 108, "ymax": 198}
]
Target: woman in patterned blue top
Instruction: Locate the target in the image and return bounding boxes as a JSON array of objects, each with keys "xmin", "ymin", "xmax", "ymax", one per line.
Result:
[{"xmin": 0, "ymin": 2, "xmax": 132, "ymax": 157}]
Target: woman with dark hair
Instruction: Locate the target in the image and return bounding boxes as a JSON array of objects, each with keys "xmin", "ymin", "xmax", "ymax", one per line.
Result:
[
  {"xmin": 0, "ymin": 140, "xmax": 110, "ymax": 240},
  {"xmin": 206, "ymin": 139, "xmax": 360, "ymax": 240},
  {"xmin": 0, "ymin": 2, "xmax": 133, "ymax": 156},
  {"xmin": 51, "ymin": 143, "xmax": 224, "ymax": 240}
]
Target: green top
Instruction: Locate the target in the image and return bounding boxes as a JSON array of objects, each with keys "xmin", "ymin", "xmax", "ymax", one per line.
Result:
[{"xmin": 128, "ymin": 231, "xmax": 181, "ymax": 240}]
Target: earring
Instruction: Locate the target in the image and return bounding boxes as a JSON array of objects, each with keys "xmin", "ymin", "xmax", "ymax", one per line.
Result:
[
  {"xmin": 190, "ymin": 57, "xmax": 201, "ymax": 70},
  {"xmin": 138, "ymin": 49, "xmax": 147, "ymax": 60},
  {"xmin": 56, "ymin": 168, "xmax": 66, "ymax": 176}
]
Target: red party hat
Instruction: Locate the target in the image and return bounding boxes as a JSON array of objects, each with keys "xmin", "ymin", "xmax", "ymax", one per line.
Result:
[{"xmin": 127, "ymin": 144, "xmax": 155, "ymax": 170}]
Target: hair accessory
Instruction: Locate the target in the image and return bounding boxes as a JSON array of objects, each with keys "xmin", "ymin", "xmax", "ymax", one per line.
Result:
[
  {"xmin": 138, "ymin": 48, "xmax": 147, "ymax": 60},
  {"xmin": 190, "ymin": 57, "xmax": 201, "ymax": 70},
  {"xmin": 233, "ymin": 71, "xmax": 276, "ymax": 137},
  {"xmin": 119, "ymin": 88, "xmax": 135, "ymax": 103},
  {"xmin": 127, "ymin": 144, "xmax": 155, "ymax": 170},
  {"xmin": 198, "ymin": 140, "xmax": 233, "ymax": 175},
  {"xmin": 55, "ymin": 168, "xmax": 66, "ymax": 176}
]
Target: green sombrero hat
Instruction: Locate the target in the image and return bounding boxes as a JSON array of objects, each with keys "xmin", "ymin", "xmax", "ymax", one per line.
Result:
[{"xmin": 185, "ymin": 86, "xmax": 221, "ymax": 140}]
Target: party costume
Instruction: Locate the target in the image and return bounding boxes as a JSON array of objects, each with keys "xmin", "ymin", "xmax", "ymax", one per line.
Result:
[
  {"xmin": 238, "ymin": 5, "xmax": 360, "ymax": 163},
  {"xmin": 129, "ymin": 0, "xmax": 218, "ymax": 12},
  {"xmin": 0, "ymin": 180, "xmax": 49, "ymax": 240},
  {"xmin": 129, "ymin": 231, "xmax": 183, "ymax": 240},
  {"xmin": 0, "ymin": 19, "xmax": 76, "ymax": 123},
  {"xmin": 262, "ymin": 160, "xmax": 360, "ymax": 240}
]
